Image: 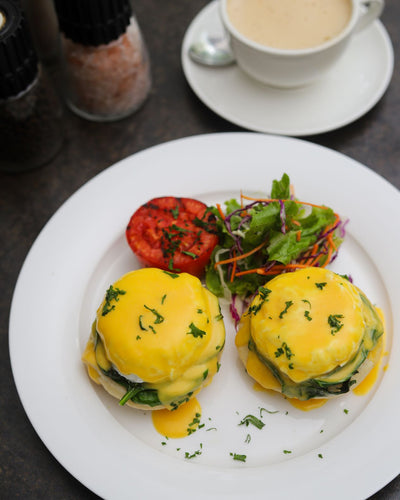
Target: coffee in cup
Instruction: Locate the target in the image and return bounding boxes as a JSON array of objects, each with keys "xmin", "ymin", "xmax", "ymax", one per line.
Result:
[
  {"xmin": 220, "ymin": 0, "xmax": 384, "ymax": 88},
  {"xmin": 226, "ymin": 0, "xmax": 353, "ymax": 50}
]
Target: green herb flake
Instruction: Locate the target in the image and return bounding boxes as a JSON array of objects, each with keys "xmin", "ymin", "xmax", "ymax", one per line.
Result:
[
  {"xmin": 318, "ymin": 453, "xmax": 323, "ymax": 459},
  {"xmin": 258, "ymin": 286, "xmax": 272, "ymax": 301},
  {"xmin": 171, "ymin": 205, "xmax": 179, "ymax": 219},
  {"xmin": 343, "ymin": 408, "xmax": 349, "ymax": 414},
  {"xmin": 101, "ymin": 286, "xmax": 126, "ymax": 316},
  {"xmin": 184, "ymin": 449, "xmax": 202, "ymax": 459},
  {"xmin": 328, "ymin": 314, "xmax": 344, "ymax": 335},
  {"xmin": 259, "ymin": 407, "xmax": 279, "ymax": 417},
  {"xmin": 283, "ymin": 450, "xmax": 292, "ymax": 454},
  {"xmin": 215, "ymin": 313, "xmax": 224, "ymax": 321},
  {"xmin": 275, "ymin": 342, "xmax": 294, "ymax": 360},
  {"xmin": 279, "ymin": 300, "xmax": 293, "ymax": 319},
  {"xmin": 163, "ymin": 270, "xmax": 180, "ymax": 279},
  {"xmin": 182, "ymin": 250, "xmax": 198, "ymax": 259},
  {"xmin": 138, "ymin": 315, "xmax": 147, "ymax": 331},
  {"xmin": 186, "ymin": 322, "xmax": 207, "ymax": 338},
  {"xmin": 230, "ymin": 453, "xmax": 247, "ymax": 462},
  {"xmin": 304, "ymin": 310, "xmax": 312, "ymax": 321},
  {"xmin": 161, "ymin": 294, "xmax": 167, "ymax": 304},
  {"xmin": 144, "ymin": 305, "xmax": 164, "ymax": 324},
  {"xmin": 315, "ymin": 282, "xmax": 327, "ymax": 290},
  {"xmin": 238, "ymin": 414, "xmax": 265, "ymax": 430}
]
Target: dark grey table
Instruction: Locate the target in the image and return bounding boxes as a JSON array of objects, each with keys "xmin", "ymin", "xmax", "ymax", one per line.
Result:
[{"xmin": 1, "ymin": 1, "xmax": 399, "ymax": 498}]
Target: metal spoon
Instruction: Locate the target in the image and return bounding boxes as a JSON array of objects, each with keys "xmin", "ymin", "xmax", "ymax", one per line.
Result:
[{"xmin": 189, "ymin": 32, "xmax": 235, "ymax": 67}]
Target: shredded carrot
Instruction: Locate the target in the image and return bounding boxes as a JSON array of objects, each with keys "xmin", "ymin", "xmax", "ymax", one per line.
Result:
[
  {"xmin": 230, "ymin": 250, "xmax": 237, "ymax": 282},
  {"xmin": 214, "ymin": 240, "xmax": 267, "ymax": 269},
  {"xmin": 240, "ymin": 194, "xmax": 338, "ymax": 215},
  {"xmin": 234, "ymin": 263, "xmax": 311, "ymax": 277},
  {"xmin": 216, "ymin": 203, "xmax": 225, "ymax": 220},
  {"xmin": 214, "ymin": 195, "xmax": 341, "ymax": 280}
]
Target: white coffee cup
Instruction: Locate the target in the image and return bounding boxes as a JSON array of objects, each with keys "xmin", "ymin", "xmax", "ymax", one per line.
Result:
[{"xmin": 220, "ymin": 0, "xmax": 384, "ymax": 88}]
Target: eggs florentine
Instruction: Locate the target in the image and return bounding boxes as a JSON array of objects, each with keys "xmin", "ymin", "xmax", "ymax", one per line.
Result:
[
  {"xmin": 236, "ymin": 267, "xmax": 384, "ymax": 400},
  {"xmin": 82, "ymin": 268, "xmax": 225, "ymax": 410}
]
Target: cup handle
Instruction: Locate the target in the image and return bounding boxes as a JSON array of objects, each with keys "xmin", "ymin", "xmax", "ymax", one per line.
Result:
[{"xmin": 354, "ymin": 0, "xmax": 384, "ymax": 33}]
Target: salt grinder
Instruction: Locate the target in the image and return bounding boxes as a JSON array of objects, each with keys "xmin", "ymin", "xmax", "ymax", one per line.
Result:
[
  {"xmin": 0, "ymin": 0, "xmax": 63, "ymax": 173},
  {"xmin": 53, "ymin": 0, "xmax": 152, "ymax": 122}
]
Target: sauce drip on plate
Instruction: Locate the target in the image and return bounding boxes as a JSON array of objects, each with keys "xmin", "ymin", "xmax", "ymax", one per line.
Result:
[{"xmin": 152, "ymin": 397, "xmax": 202, "ymax": 438}]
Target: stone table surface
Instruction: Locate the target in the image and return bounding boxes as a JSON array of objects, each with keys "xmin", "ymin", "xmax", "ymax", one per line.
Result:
[{"xmin": 1, "ymin": 1, "xmax": 399, "ymax": 499}]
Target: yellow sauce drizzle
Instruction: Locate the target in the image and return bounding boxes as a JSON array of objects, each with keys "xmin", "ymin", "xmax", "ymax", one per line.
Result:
[
  {"xmin": 152, "ymin": 397, "xmax": 202, "ymax": 438},
  {"xmin": 287, "ymin": 398, "xmax": 327, "ymax": 411},
  {"xmin": 353, "ymin": 309, "xmax": 387, "ymax": 396}
]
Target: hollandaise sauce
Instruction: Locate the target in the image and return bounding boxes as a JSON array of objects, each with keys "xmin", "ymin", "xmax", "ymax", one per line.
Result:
[
  {"xmin": 235, "ymin": 267, "xmax": 384, "ymax": 408},
  {"xmin": 152, "ymin": 397, "xmax": 202, "ymax": 438},
  {"xmin": 82, "ymin": 268, "xmax": 225, "ymax": 418}
]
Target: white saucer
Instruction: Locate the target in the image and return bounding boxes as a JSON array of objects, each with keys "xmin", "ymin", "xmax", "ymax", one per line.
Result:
[{"xmin": 181, "ymin": 1, "xmax": 394, "ymax": 136}]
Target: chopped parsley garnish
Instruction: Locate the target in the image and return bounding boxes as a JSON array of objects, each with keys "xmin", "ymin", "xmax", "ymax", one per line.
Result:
[
  {"xmin": 144, "ymin": 305, "xmax": 164, "ymax": 324},
  {"xmin": 318, "ymin": 453, "xmax": 323, "ymax": 459},
  {"xmin": 283, "ymin": 450, "xmax": 292, "ymax": 454},
  {"xmin": 138, "ymin": 315, "xmax": 147, "ymax": 330},
  {"xmin": 238, "ymin": 414, "xmax": 265, "ymax": 430},
  {"xmin": 259, "ymin": 407, "xmax": 279, "ymax": 417},
  {"xmin": 304, "ymin": 310, "xmax": 312, "ymax": 321},
  {"xmin": 182, "ymin": 250, "xmax": 198, "ymax": 259},
  {"xmin": 187, "ymin": 413, "xmax": 201, "ymax": 435},
  {"xmin": 279, "ymin": 300, "xmax": 293, "ymax": 319},
  {"xmin": 184, "ymin": 449, "xmax": 202, "ymax": 459},
  {"xmin": 186, "ymin": 322, "xmax": 207, "ymax": 338},
  {"xmin": 328, "ymin": 314, "xmax": 344, "ymax": 335},
  {"xmin": 315, "ymin": 282, "xmax": 327, "ymax": 290},
  {"xmin": 274, "ymin": 342, "xmax": 294, "ymax": 360},
  {"xmin": 161, "ymin": 294, "xmax": 167, "ymax": 304},
  {"xmin": 170, "ymin": 205, "xmax": 179, "ymax": 219},
  {"xmin": 258, "ymin": 286, "xmax": 272, "ymax": 301},
  {"xmin": 246, "ymin": 286, "xmax": 272, "ymax": 316},
  {"xmin": 230, "ymin": 453, "xmax": 246, "ymax": 462},
  {"xmin": 215, "ymin": 313, "xmax": 224, "ymax": 321},
  {"xmin": 162, "ymin": 270, "xmax": 179, "ymax": 279},
  {"xmin": 101, "ymin": 285, "xmax": 126, "ymax": 316},
  {"xmin": 343, "ymin": 408, "xmax": 349, "ymax": 414}
]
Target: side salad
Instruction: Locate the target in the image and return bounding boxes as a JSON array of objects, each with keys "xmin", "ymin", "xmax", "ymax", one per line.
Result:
[{"xmin": 205, "ymin": 174, "xmax": 346, "ymax": 319}]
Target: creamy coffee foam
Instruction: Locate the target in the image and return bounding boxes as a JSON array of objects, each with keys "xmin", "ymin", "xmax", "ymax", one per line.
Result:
[{"xmin": 227, "ymin": 0, "xmax": 352, "ymax": 50}]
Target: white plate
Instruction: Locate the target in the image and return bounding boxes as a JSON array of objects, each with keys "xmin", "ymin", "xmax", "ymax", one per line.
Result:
[
  {"xmin": 181, "ymin": 1, "xmax": 394, "ymax": 136},
  {"xmin": 10, "ymin": 133, "xmax": 400, "ymax": 500}
]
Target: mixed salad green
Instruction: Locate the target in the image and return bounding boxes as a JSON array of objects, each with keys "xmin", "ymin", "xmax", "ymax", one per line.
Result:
[{"xmin": 205, "ymin": 174, "xmax": 346, "ymax": 319}]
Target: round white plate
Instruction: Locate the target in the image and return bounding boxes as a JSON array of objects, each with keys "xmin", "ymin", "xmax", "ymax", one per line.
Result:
[
  {"xmin": 181, "ymin": 1, "xmax": 394, "ymax": 136},
  {"xmin": 10, "ymin": 133, "xmax": 400, "ymax": 500}
]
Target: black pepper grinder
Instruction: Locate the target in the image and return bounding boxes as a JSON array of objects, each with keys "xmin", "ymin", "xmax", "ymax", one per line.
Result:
[
  {"xmin": 53, "ymin": 0, "xmax": 152, "ymax": 122},
  {"xmin": 0, "ymin": 0, "xmax": 63, "ymax": 173}
]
